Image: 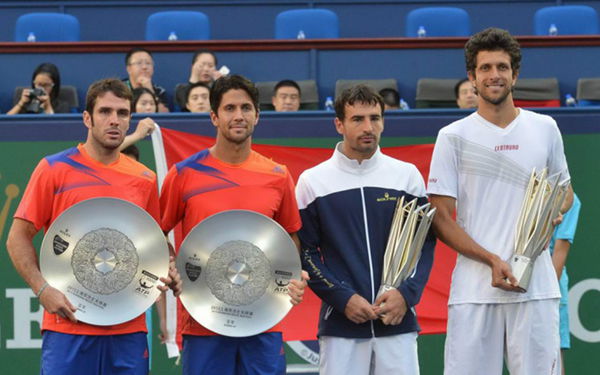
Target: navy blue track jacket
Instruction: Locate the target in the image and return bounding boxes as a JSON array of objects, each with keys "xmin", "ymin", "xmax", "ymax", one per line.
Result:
[{"xmin": 296, "ymin": 145, "xmax": 436, "ymax": 338}]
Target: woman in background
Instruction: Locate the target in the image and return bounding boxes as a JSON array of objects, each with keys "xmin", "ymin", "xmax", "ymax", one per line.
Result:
[{"xmin": 8, "ymin": 63, "xmax": 69, "ymax": 114}]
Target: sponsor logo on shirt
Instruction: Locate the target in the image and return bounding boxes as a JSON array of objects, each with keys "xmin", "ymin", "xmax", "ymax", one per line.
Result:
[
  {"xmin": 272, "ymin": 165, "xmax": 285, "ymax": 174},
  {"xmin": 494, "ymin": 144, "xmax": 519, "ymax": 152},
  {"xmin": 376, "ymin": 192, "xmax": 398, "ymax": 202},
  {"xmin": 429, "ymin": 178, "xmax": 438, "ymax": 184}
]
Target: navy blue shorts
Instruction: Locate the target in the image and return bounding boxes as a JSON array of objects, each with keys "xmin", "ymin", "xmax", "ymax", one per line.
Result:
[
  {"xmin": 182, "ymin": 332, "xmax": 286, "ymax": 375},
  {"xmin": 40, "ymin": 331, "xmax": 148, "ymax": 375}
]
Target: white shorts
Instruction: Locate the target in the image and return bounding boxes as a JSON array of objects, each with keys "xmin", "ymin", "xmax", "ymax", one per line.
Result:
[
  {"xmin": 319, "ymin": 332, "xmax": 419, "ymax": 375},
  {"xmin": 444, "ymin": 299, "xmax": 560, "ymax": 375}
]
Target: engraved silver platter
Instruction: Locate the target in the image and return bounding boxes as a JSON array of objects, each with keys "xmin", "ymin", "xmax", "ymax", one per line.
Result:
[
  {"xmin": 40, "ymin": 197, "xmax": 169, "ymax": 326},
  {"xmin": 177, "ymin": 209, "xmax": 301, "ymax": 337}
]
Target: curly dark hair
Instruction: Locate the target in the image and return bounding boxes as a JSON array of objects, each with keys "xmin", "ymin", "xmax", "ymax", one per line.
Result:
[{"xmin": 465, "ymin": 27, "xmax": 521, "ymax": 77}]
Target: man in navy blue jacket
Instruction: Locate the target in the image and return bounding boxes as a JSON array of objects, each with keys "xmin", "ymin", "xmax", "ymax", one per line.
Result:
[{"xmin": 296, "ymin": 85, "xmax": 435, "ymax": 375}]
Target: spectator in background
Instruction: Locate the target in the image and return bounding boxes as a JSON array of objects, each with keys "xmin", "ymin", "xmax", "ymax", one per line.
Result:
[
  {"xmin": 123, "ymin": 47, "xmax": 169, "ymax": 112},
  {"xmin": 379, "ymin": 88, "xmax": 400, "ymax": 110},
  {"xmin": 132, "ymin": 87, "xmax": 159, "ymax": 114},
  {"xmin": 8, "ymin": 63, "xmax": 70, "ymax": 115},
  {"xmin": 272, "ymin": 79, "xmax": 301, "ymax": 112},
  {"xmin": 455, "ymin": 78, "xmax": 478, "ymax": 109},
  {"xmin": 550, "ymin": 194, "xmax": 581, "ymax": 375},
  {"xmin": 121, "ymin": 144, "xmax": 140, "ymax": 161},
  {"xmin": 120, "ymin": 88, "xmax": 157, "ymax": 152},
  {"xmin": 184, "ymin": 82, "xmax": 211, "ymax": 113},
  {"xmin": 175, "ymin": 50, "xmax": 222, "ymax": 110}
]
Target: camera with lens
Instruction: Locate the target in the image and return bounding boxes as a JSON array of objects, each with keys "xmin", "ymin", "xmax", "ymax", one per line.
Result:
[{"xmin": 25, "ymin": 87, "xmax": 47, "ymax": 113}]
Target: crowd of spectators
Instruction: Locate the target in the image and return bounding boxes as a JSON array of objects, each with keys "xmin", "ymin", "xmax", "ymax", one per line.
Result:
[{"xmin": 5, "ymin": 46, "xmax": 483, "ymax": 117}]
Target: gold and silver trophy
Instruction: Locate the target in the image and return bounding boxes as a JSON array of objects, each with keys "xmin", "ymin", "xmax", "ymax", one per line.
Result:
[
  {"xmin": 510, "ymin": 168, "xmax": 569, "ymax": 292},
  {"xmin": 376, "ymin": 197, "xmax": 436, "ymax": 300}
]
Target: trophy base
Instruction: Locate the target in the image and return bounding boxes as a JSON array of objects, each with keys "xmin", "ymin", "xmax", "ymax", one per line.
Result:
[{"xmin": 508, "ymin": 254, "xmax": 533, "ymax": 293}]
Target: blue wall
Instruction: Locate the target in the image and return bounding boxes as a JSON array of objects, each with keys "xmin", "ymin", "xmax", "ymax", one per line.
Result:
[{"xmin": 0, "ymin": 1, "xmax": 598, "ymax": 41}]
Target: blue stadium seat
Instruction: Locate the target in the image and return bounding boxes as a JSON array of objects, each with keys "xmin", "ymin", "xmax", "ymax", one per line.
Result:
[
  {"xmin": 405, "ymin": 7, "xmax": 471, "ymax": 37},
  {"xmin": 275, "ymin": 9, "xmax": 339, "ymax": 39},
  {"xmin": 15, "ymin": 13, "xmax": 80, "ymax": 42},
  {"xmin": 534, "ymin": 5, "xmax": 599, "ymax": 35},
  {"xmin": 145, "ymin": 11, "xmax": 210, "ymax": 41}
]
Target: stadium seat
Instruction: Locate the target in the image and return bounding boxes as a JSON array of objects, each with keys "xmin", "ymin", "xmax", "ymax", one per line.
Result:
[
  {"xmin": 415, "ymin": 78, "xmax": 460, "ymax": 108},
  {"xmin": 335, "ymin": 79, "xmax": 398, "ymax": 99},
  {"xmin": 256, "ymin": 80, "xmax": 320, "ymax": 111},
  {"xmin": 145, "ymin": 11, "xmax": 210, "ymax": 41},
  {"xmin": 275, "ymin": 9, "xmax": 339, "ymax": 39},
  {"xmin": 14, "ymin": 85, "xmax": 80, "ymax": 113},
  {"xmin": 576, "ymin": 78, "xmax": 600, "ymax": 106},
  {"xmin": 533, "ymin": 5, "xmax": 599, "ymax": 35},
  {"xmin": 513, "ymin": 78, "xmax": 560, "ymax": 107},
  {"xmin": 405, "ymin": 7, "xmax": 471, "ymax": 37},
  {"xmin": 15, "ymin": 13, "xmax": 80, "ymax": 42}
]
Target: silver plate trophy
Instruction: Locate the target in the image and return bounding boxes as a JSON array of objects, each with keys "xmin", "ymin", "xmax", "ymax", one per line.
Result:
[
  {"xmin": 511, "ymin": 168, "xmax": 569, "ymax": 292},
  {"xmin": 40, "ymin": 197, "xmax": 169, "ymax": 326},
  {"xmin": 177, "ymin": 209, "xmax": 301, "ymax": 337},
  {"xmin": 377, "ymin": 197, "xmax": 436, "ymax": 302}
]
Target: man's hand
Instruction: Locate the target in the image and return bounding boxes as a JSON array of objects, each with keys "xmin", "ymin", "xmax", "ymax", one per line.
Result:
[
  {"xmin": 344, "ymin": 294, "xmax": 378, "ymax": 324},
  {"xmin": 288, "ymin": 270, "xmax": 309, "ymax": 305},
  {"xmin": 39, "ymin": 285, "xmax": 78, "ymax": 323},
  {"xmin": 159, "ymin": 256, "xmax": 182, "ymax": 297},
  {"xmin": 552, "ymin": 212, "xmax": 564, "ymax": 227},
  {"xmin": 133, "ymin": 118, "xmax": 156, "ymax": 139},
  {"xmin": 136, "ymin": 76, "xmax": 154, "ymax": 90},
  {"xmin": 490, "ymin": 256, "xmax": 522, "ymax": 292},
  {"xmin": 373, "ymin": 289, "xmax": 408, "ymax": 326}
]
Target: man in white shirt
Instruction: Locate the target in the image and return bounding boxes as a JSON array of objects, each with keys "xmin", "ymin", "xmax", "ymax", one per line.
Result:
[{"xmin": 428, "ymin": 27, "xmax": 573, "ymax": 375}]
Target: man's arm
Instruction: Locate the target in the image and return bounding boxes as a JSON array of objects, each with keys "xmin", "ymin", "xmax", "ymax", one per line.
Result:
[
  {"xmin": 561, "ymin": 185, "xmax": 574, "ymax": 214},
  {"xmin": 551, "ymin": 239, "xmax": 570, "ymax": 279},
  {"xmin": 287, "ymin": 232, "xmax": 309, "ymax": 306},
  {"xmin": 6, "ymin": 218, "xmax": 77, "ymax": 321},
  {"xmin": 430, "ymin": 194, "xmax": 521, "ymax": 292},
  {"xmin": 120, "ymin": 118, "xmax": 156, "ymax": 151}
]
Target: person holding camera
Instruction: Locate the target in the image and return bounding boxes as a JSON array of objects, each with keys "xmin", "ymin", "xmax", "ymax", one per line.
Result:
[{"xmin": 7, "ymin": 63, "xmax": 69, "ymax": 115}]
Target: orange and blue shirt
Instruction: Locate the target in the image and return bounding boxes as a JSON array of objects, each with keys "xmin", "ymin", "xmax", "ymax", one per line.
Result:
[
  {"xmin": 14, "ymin": 143, "xmax": 160, "ymax": 336},
  {"xmin": 160, "ymin": 149, "xmax": 301, "ymax": 336}
]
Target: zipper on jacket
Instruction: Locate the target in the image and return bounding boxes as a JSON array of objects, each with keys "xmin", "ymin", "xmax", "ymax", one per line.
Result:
[{"xmin": 360, "ymin": 186, "xmax": 376, "ymax": 337}]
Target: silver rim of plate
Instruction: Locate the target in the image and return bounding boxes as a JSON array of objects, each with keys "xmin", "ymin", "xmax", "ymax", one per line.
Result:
[{"xmin": 40, "ymin": 197, "xmax": 169, "ymax": 326}]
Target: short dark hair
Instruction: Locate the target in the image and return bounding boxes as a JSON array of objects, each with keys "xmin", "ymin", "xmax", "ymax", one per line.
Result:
[
  {"xmin": 335, "ymin": 84, "xmax": 385, "ymax": 120},
  {"xmin": 85, "ymin": 78, "xmax": 132, "ymax": 114},
  {"xmin": 121, "ymin": 144, "xmax": 140, "ymax": 161},
  {"xmin": 454, "ymin": 78, "xmax": 471, "ymax": 99},
  {"xmin": 379, "ymin": 88, "xmax": 399, "ymax": 108},
  {"xmin": 192, "ymin": 50, "xmax": 218, "ymax": 66},
  {"xmin": 32, "ymin": 62, "xmax": 61, "ymax": 101},
  {"xmin": 465, "ymin": 27, "xmax": 521, "ymax": 76},
  {"xmin": 185, "ymin": 82, "xmax": 211, "ymax": 104},
  {"xmin": 273, "ymin": 80, "xmax": 301, "ymax": 96},
  {"xmin": 125, "ymin": 47, "xmax": 153, "ymax": 65},
  {"xmin": 210, "ymin": 75, "xmax": 259, "ymax": 114},
  {"xmin": 131, "ymin": 87, "xmax": 158, "ymax": 113}
]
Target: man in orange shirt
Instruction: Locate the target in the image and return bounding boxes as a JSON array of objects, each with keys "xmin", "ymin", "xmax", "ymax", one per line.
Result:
[
  {"xmin": 6, "ymin": 78, "xmax": 181, "ymax": 375},
  {"xmin": 160, "ymin": 74, "xmax": 307, "ymax": 375}
]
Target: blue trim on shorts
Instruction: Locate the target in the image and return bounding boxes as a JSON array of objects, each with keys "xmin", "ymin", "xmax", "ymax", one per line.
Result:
[
  {"xmin": 40, "ymin": 331, "xmax": 148, "ymax": 375},
  {"xmin": 182, "ymin": 332, "xmax": 286, "ymax": 375}
]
